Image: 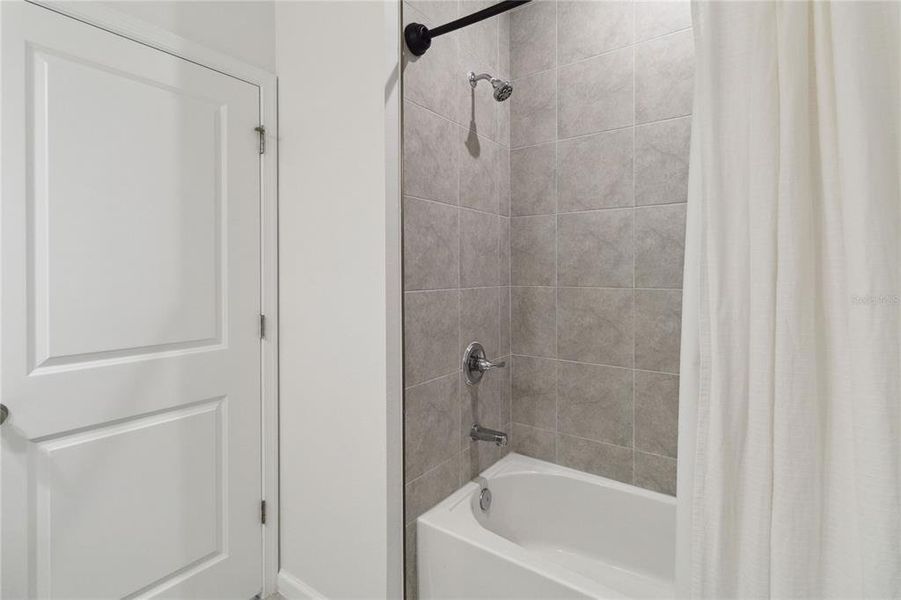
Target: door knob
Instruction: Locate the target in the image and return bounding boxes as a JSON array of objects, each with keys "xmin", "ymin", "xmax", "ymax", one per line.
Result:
[
  {"xmin": 463, "ymin": 341, "xmax": 506, "ymax": 385},
  {"xmin": 0, "ymin": 404, "xmax": 8, "ymax": 425}
]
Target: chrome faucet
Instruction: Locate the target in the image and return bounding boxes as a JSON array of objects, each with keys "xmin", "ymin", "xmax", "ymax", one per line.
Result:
[
  {"xmin": 470, "ymin": 424, "xmax": 508, "ymax": 447},
  {"xmin": 463, "ymin": 341, "xmax": 506, "ymax": 385}
]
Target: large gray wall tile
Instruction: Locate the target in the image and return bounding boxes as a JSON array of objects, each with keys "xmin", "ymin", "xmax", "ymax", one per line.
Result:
[
  {"xmin": 512, "ymin": 355, "xmax": 557, "ymax": 429},
  {"xmin": 557, "ymin": 0, "xmax": 632, "ymax": 66},
  {"xmin": 510, "ymin": 0, "xmax": 556, "ymax": 79},
  {"xmin": 460, "ymin": 209, "xmax": 499, "ymax": 287},
  {"xmin": 499, "ymin": 217, "xmax": 511, "ymax": 285},
  {"xmin": 497, "ymin": 13, "xmax": 513, "ymax": 146},
  {"xmin": 404, "ymin": 290, "xmax": 460, "ymax": 386},
  {"xmin": 511, "ymin": 216, "xmax": 556, "ymax": 286},
  {"xmin": 459, "ymin": 0, "xmax": 499, "ymax": 74},
  {"xmin": 634, "ymin": 370, "xmax": 679, "ymax": 458},
  {"xmin": 499, "ymin": 287, "xmax": 511, "ymax": 356},
  {"xmin": 498, "ymin": 98, "xmax": 511, "ymax": 150},
  {"xmin": 635, "ymin": 0, "xmax": 692, "ymax": 42},
  {"xmin": 403, "ymin": 196, "xmax": 459, "ymax": 290},
  {"xmin": 635, "ymin": 204, "xmax": 686, "ymax": 288},
  {"xmin": 511, "ymin": 286, "xmax": 556, "ymax": 357},
  {"xmin": 463, "ymin": 369, "xmax": 505, "ymax": 439},
  {"xmin": 512, "ymin": 423, "xmax": 556, "ymax": 462},
  {"xmin": 557, "ymin": 287, "xmax": 633, "ymax": 367},
  {"xmin": 404, "ymin": 457, "xmax": 460, "ymax": 523},
  {"xmin": 460, "ymin": 132, "xmax": 500, "ymax": 213},
  {"xmin": 499, "ymin": 146, "xmax": 511, "ymax": 216},
  {"xmin": 499, "ymin": 356, "xmax": 512, "ymax": 425},
  {"xmin": 635, "ymin": 117, "xmax": 691, "ymax": 206},
  {"xmin": 404, "ymin": 101, "xmax": 460, "ymax": 204},
  {"xmin": 464, "ymin": 440, "xmax": 507, "ymax": 478},
  {"xmin": 556, "ymin": 434, "xmax": 632, "ymax": 483},
  {"xmin": 511, "ymin": 143, "xmax": 557, "ymax": 216},
  {"xmin": 634, "ymin": 451, "xmax": 677, "ymax": 496},
  {"xmin": 405, "ymin": 374, "xmax": 460, "ymax": 481},
  {"xmin": 557, "ymin": 362, "xmax": 633, "ymax": 446},
  {"xmin": 634, "ymin": 289, "xmax": 682, "ymax": 373},
  {"xmin": 511, "ymin": 70, "xmax": 556, "ymax": 148},
  {"xmin": 557, "ymin": 129, "xmax": 633, "ymax": 212},
  {"xmin": 460, "ymin": 286, "xmax": 500, "ymax": 360},
  {"xmin": 635, "ymin": 30, "xmax": 694, "ymax": 124},
  {"xmin": 558, "ymin": 47, "xmax": 633, "ymax": 138},
  {"xmin": 498, "ymin": 11, "xmax": 511, "ymax": 79},
  {"xmin": 557, "ymin": 209, "xmax": 633, "ymax": 287}
]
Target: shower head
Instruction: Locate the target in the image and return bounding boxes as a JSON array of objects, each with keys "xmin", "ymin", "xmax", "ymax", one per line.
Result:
[
  {"xmin": 468, "ymin": 72, "xmax": 513, "ymax": 102},
  {"xmin": 492, "ymin": 79, "xmax": 513, "ymax": 102}
]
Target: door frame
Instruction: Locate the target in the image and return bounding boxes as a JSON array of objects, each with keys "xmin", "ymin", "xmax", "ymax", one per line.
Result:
[{"xmin": 20, "ymin": 1, "xmax": 280, "ymax": 595}]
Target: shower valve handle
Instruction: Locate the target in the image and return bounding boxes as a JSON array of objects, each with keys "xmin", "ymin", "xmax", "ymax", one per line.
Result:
[
  {"xmin": 463, "ymin": 341, "xmax": 506, "ymax": 385},
  {"xmin": 474, "ymin": 357, "xmax": 506, "ymax": 372}
]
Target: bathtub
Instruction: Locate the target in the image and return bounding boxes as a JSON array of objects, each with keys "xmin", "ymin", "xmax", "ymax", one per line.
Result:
[{"xmin": 417, "ymin": 453, "xmax": 675, "ymax": 599}]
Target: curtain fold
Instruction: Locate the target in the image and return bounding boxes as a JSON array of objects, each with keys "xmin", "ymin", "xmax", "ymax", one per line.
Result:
[{"xmin": 677, "ymin": 2, "xmax": 901, "ymax": 597}]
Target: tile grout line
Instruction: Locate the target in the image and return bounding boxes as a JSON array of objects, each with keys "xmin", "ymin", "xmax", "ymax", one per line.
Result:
[
  {"xmin": 631, "ymin": 0, "xmax": 638, "ymax": 485},
  {"xmin": 501, "ymin": 285, "xmax": 685, "ymax": 292},
  {"xmin": 403, "ymin": 96, "xmax": 506, "ymax": 147},
  {"xmin": 510, "ymin": 24, "xmax": 694, "ymax": 83},
  {"xmin": 402, "ymin": 190, "xmax": 687, "ymax": 223},
  {"xmin": 508, "ymin": 198, "xmax": 689, "ymax": 218},
  {"xmin": 507, "ymin": 352, "xmax": 681, "ymax": 377},
  {"xmin": 509, "ymin": 112, "xmax": 691, "ymax": 152},
  {"xmin": 511, "ymin": 422, "xmax": 678, "ymax": 462},
  {"xmin": 509, "ymin": 422, "xmax": 675, "ymax": 457},
  {"xmin": 552, "ymin": 0, "xmax": 560, "ymax": 465}
]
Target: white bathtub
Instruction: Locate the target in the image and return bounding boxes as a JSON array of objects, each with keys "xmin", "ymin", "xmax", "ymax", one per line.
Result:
[{"xmin": 417, "ymin": 453, "xmax": 675, "ymax": 599}]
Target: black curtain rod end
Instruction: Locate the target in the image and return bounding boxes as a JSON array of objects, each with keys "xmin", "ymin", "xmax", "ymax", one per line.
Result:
[{"xmin": 405, "ymin": 23, "xmax": 432, "ymax": 56}]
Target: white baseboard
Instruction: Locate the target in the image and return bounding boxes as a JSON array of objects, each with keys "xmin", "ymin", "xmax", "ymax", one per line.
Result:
[{"xmin": 277, "ymin": 570, "xmax": 326, "ymax": 600}]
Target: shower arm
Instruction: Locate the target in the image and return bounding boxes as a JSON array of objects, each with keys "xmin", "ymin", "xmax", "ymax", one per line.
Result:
[
  {"xmin": 405, "ymin": 0, "xmax": 531, "ymax": 56},
  {"xmin": 469, "ymin": 73, "xmax": 494, "ymax": 88}
]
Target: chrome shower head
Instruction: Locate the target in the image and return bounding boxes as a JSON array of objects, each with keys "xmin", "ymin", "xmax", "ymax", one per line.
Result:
[
  {"xmin": 492, "ymin": 79, "xmax": 513, "ymax": 101},
  {"xmin": 468, "ymin": 72, "xmax": 513, "ymax": 102}
]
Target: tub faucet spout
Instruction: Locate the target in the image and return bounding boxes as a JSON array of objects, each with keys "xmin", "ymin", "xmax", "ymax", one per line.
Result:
[{"xmin": 470, "ymin": 424, "xmax": 508, "ymax": 447}]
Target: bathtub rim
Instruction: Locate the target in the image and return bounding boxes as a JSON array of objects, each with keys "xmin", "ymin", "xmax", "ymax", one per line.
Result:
[{"xmin": 432, "ymin": 453, "xmax": 677, "ymax": 514}]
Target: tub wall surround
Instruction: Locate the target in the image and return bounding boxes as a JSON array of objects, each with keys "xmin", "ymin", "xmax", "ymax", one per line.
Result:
[
  {"xmin": 401, "ymin": 1, "xmax": 513, "ymax": 597},
  {"xmin": 507, "ymin": 0, "xmax": 693, "ymax": 495},
  {"xmin": 403, "ymin": 0, "xmax": 692, "ymax": 595}
]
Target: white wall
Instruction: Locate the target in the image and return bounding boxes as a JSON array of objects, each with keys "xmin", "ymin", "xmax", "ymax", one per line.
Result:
[
  {"xmin": 77, "ymin": 1, "xmax": 276, "ymax": 72},
  {"xmin": 276, "ymin": 2, "xmax": 403, "ymax": 598}
]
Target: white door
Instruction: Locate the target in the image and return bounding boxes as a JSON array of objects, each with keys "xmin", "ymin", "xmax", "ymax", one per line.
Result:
[{"xmin": 1, "ymin": 3, "xmax": 263, "ymax": 598}]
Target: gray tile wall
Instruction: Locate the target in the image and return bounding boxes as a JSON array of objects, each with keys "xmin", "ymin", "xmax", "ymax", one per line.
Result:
[
  {"xmin": 403, "ymin": 1, "xmax": 692, "ymax": 594},
  {"xmin": 402, "ymin": 2, "xmax": 512, "ymax": 596},
  {"xmin": 507, "ymin": 0, "xmax": 693, "ymax": 497}
]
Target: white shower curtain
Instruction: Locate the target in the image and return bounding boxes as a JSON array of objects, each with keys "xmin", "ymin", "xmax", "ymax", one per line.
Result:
[{"xmin": 677, "ymin": 2, "xmax": 901, "ymax": 598}]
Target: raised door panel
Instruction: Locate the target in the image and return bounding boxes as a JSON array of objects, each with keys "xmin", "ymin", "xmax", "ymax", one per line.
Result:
[
  {"xmin": 30, "ymin": 47, "xmax": 224, "ymax": 369},
  {"xmin": 35, "ymin": 399, "xmax": 225, "ymax": 598}
]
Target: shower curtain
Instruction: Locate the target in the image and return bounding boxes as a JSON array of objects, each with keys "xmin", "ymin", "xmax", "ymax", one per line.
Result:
[{"xmin": 676, "ymin": 2, "xmax": 901, "ymax": 598}]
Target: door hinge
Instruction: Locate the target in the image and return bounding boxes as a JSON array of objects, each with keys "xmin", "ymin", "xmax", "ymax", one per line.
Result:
[
  {"xmin": 261, "ymin": 500, "xmax": 267, "ymax": 525},
  {"xmin": 259, "ymin": 314, "xmax": 266, "ymax": 339},
  {"xmin": 254, "ymin": 125, "xmax": 266, "ymax": 154}
]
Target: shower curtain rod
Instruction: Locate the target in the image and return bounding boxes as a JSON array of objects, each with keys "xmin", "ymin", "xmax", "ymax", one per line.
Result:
[{"xmin": 404, "ymin": 0, "xmax": 531, "ymax": 56}]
